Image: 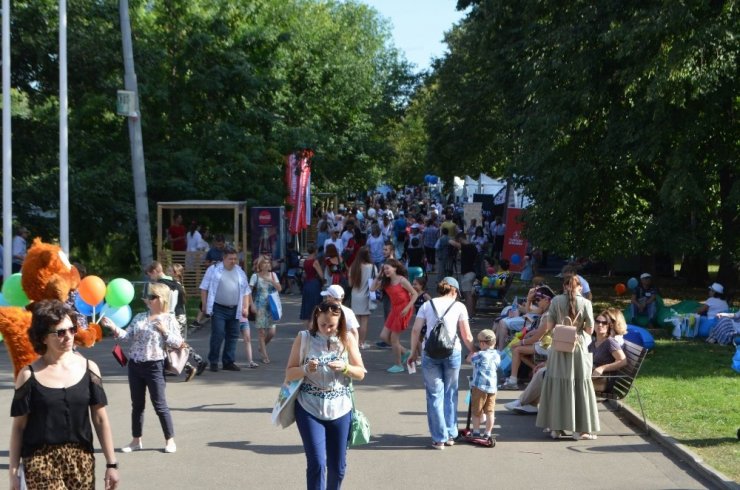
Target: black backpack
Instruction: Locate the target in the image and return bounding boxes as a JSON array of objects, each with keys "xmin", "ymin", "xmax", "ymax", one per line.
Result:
[{"xmin": 424, "ymin": 299, "xmax": 458, "ymax": 359}]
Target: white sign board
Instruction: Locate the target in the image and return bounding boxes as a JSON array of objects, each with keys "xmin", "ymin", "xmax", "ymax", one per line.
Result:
[
  {"xmin": 463, "ymin": 202, "xmax": 483, "ymax": 229},
  {"xmin": 116, "ymin": 90, "xmax": 137, "ymax": 117}
]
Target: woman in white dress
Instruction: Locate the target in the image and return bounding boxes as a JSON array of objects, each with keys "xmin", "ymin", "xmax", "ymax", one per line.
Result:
[{"xmin": 349, "ymin": 246, "xmax": 375, "ymax": 349}]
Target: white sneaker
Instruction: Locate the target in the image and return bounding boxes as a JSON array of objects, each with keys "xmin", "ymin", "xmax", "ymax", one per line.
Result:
[
  {"xmin": 514, "ymin": 404, "xmax": 539, "ymax": 414},
  {"xmin": 121, "ymin": 440, "xmax": 143, "ymax": 453},
  {"xmin": 504, "ymin": 400, "xmax": 522, "ymax": 411},
  {"xmin": 164, "ymin": 440, "xmax": 177, "ymax": 453}
]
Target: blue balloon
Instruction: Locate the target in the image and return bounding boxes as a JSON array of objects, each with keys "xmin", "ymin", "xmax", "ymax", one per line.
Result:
[
  {"xmin": 0, "ymin": 293, "xmax": 8, "ymax": 307},
  {"xmin": 429, "ymin": 176, "xmax": 439, "ymax": 184},
  {"xmin": 74, "ymin": 294, "xmax": 105, "ymax": 317},
  {"xmin": 511, "ymin": 254, "xmax": 521, "ymax": 265},
  {"xmin": 101, "ymin": 304, "xmax": 133, "ymax": 329},
  {"xmin": 627, "ymin": 277, "xmax": 638, "ymax": 290}
]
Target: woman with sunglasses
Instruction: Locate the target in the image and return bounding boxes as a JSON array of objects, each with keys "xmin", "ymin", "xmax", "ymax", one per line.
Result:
[
  {"xmin": 285, "ymin": 300, "xmax": 365, "ymax": 489},
  {"xmin": 589, "ymin": 310, "xmax": 628, "ymax": 393},
  {"xmin": 105, "ymin": 282, "xmax": 183, "ymax": 454},
  {"xmin": 9, "ymin": 300, "xmax": 119, "ymax": 489}
]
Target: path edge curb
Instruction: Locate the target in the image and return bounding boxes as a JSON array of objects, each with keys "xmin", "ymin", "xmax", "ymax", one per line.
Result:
[{"xmin": 607, "ymin": 399, "xmax": 739, "ymax": 490}]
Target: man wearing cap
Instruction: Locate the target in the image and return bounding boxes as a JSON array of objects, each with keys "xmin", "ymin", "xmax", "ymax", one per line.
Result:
[
  {"xmin": 406, "ymin": 223, "xmax": 424, "ymax": 269},
  {"xmin": 630, "ymin": 273, "xmax": 659, "ymax": 325},
  {"xmin": 11, "ymin": 226, "xmax": 29, "ymax": 273},
  {"xmin": 320, "ymin": 285, "xmax": 359, "ymax": 341}
]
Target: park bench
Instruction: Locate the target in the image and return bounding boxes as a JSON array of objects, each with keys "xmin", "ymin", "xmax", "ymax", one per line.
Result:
[{"xmin": 593, "ymin": 339, "xmax": 649, "ymax": 433}]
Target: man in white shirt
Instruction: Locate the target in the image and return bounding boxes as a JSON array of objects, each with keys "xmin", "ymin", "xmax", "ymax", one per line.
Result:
[
  {"xmin": 320, "ymin": 285, "xmax": 359, "ymax": 342},
  {"xmin": 323, "ymin": 227, "xmax": 344, "ymax": 256}
]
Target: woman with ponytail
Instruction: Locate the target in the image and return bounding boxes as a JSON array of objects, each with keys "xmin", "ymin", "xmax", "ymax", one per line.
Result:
[{"xmin": 535, "ymin": 274, "xmax": 598, "ymax": 440}]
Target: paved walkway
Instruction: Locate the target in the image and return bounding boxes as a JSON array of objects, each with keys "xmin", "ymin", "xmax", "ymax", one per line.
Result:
[{"xmin": 0, "ymin": 291, "xmax": 718, "ymax": 489}]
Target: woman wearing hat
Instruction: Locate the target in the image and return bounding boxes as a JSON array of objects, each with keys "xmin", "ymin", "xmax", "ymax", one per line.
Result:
[
  {"xmin": 407, "ymin": 277, "xmax": 475, "ymax": 449},
  {"xmin": 697, "ymin": 283, "xmax": 728, "ymax": 318}
]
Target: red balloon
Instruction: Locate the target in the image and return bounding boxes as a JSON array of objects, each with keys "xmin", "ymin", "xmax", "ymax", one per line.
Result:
[
  {"xmin": 614, "ymin": 283, "xmax": 627, "ymax": 296},
  {"xmin": 78, "ymin": 276, "xmax": 107, "ymax": 305}
]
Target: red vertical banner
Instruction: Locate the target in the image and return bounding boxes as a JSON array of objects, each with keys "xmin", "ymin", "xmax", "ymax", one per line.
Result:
[
  {"xmin": 502, "ymin": 208, "xmax": 528, "ymax": 272},
  {"xmin": 287, "ymin": 150, "xmax": 313, "ymax": 235}
]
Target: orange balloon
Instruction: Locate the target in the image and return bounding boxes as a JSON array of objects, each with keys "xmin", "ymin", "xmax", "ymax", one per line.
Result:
[
  {"xmin": 78, "ymin": 275, "xmax": 107, "ymax": 306},
  {"xmin": 614, "ymin": 283, "xmax": 627, "ymax": 296}
]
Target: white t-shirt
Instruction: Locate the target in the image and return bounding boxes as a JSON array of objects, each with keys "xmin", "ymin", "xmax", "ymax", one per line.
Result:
[
  {"xmin": 323, "ymin": 237, "xmax": 344, "ymax": 256},
  {"xmin": 416, "ymin": 297, "xmax": 469, "ymax": 351},
  {"xmin": 703, "ymin": 297, "xmax": 729, "ymax": 319},
  {"xmin": 340, "ymin": 305, "xmax": 359, "ymax": 331}
]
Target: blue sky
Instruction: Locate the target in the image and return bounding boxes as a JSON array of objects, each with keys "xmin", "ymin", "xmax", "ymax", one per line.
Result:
[{"xmin": 361, "ymin": 0, "xmax": 467, "ymax": 72}]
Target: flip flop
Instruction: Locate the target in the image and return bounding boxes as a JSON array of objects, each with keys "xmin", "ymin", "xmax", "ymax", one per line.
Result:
[{"xmin": 261, "ymin": 358, "xmax": 271, "ymax": 364}]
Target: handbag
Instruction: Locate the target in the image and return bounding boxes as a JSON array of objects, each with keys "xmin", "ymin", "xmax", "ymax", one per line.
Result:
[
  {"xmin": 165, "ymin": 344, "xmax": 191, "ymax": 375},
  {"xmin": 269, "ymin": 291, "xmax": 282, "ymax": 321},
  {"xmin": 112, "ymin": 343, "xmax": 128, "ymax": 367},
  {"xmin": 272, "ymin": 331, "xmax": 309, "ymax": 428},
  {"xmin": 348, "ymin": 383, "xmax": 371, "ymax": 446},
  {"xmin": 367, "ymin": 265, "xmax": 380, "ymax": 309},
  {"xmin": 552, "ymin": 312, "xmax": 581, "ymax": 353}
]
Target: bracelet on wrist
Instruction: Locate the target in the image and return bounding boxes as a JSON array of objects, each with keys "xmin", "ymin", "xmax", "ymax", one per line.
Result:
[{"xmin": 106, "ymin": 462, "xmax": 118, "ymax": 469}]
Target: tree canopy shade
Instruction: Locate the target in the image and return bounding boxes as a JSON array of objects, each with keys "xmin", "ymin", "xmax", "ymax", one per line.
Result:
[
  {"xmin": 3, "ymin": 0, "xmax": 414, "ymax": 272},
  {"xmin": 421, "ymin": 0, "xmax": 738, "ymax": 286}
]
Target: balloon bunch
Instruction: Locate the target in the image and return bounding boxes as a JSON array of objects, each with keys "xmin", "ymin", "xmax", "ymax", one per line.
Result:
[
  {"xmin": 75, "ymin": 276, "xmax": 135, "ymax": 329},
  {"xmin": 482, "ymin": 274, "xmax": 506, "ymax": 289}
]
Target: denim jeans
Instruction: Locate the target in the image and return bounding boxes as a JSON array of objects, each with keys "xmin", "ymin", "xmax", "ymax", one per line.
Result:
[
  {"xmin": 208, "ymin": 303, "xmax": 240, "ymax": 366},
  {"xmin": 422, "ymin": 350, "xmax": 462, "ymax": 443},
  {"xmin": 295, "ymin": 402, "xmax": 352, "ymax": 490},
  {"xmin": 128, "ymin": 360, "xmax": 174, "ymax": 439}
]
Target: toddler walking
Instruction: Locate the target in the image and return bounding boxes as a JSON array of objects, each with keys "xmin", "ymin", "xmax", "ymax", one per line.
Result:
[{"xmin": 469, "ymin": 329, "xmax": 501, "ymax": 438}]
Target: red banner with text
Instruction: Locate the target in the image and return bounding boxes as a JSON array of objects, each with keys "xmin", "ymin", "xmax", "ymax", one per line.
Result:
[{"xmin": 502, "ymin": 208, "xmax": 528, "ymax": 273}]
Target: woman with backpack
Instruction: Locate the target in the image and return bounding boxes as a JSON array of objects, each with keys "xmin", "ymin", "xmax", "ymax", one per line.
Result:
[{"xmin": 407, "ymin": 277, "xmax": 475, "ymax": 449}]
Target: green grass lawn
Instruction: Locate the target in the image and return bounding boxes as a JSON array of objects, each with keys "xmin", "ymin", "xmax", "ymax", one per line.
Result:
[{"xmin": 623, "ymin": 339, "xmax": 739, "ymax": 481}]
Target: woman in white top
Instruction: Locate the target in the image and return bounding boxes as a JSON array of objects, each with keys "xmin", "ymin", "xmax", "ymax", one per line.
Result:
[
  {"xmin": 696, "ymin": 283, "xmax": 728, "ymax": 319},
  {"xmin": 284, "ymin": 301, "xmax": 365, "ymax": 489},
  {"xmin": 407, "ymin": 277, "xmax": 475, "ymax": 449},
  {"xmin": 107, "ymin": 282, "xmax": 183, "ymax": 454},
  {"xmin": 348, "ymin": 246, "xmax": 375, "ymax": 349}
]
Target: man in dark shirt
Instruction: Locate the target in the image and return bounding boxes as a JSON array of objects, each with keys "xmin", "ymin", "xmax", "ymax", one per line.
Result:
[
  {"xmin": 204, "ymin": 234, "xmax": 226, "ymax": 266},
  {"xmin": 450, "ymin": 233, "xmax": 478, "ymax": 314}
]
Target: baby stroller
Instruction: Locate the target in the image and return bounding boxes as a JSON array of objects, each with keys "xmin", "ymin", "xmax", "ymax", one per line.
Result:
[{"xmin": 457, "ymin": 376, "xmax": 496, "ymax": 448}]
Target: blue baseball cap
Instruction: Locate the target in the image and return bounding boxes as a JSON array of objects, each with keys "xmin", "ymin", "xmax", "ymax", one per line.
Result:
[{"xmin": 442, "ymin": 276, "xmax": 459, "ymax": 290}]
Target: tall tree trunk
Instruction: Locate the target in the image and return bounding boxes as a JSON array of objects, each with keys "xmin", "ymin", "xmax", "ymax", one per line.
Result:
[{"xmin": 716, "ymin": 164, "xmax": 738, "ymax": 291}]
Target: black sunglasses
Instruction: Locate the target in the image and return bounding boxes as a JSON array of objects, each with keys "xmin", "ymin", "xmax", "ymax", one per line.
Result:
[
  {"xmin": 317, "ymin": 303, "xmax": 342, "ymax": 314},
  {"xmin": 595, "ymin": 319, "xmax": 609, "ymax": 325},
  {"xmin": 146, "ymin": 294, "xmax": 159, "ymax": 301},
  {"xmin": 49, "ymin": 325, "xmax": 78, "ymax": 338}
]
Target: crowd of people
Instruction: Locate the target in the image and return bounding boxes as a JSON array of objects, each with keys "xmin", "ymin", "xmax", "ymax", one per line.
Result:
[{"xmin": 5, "ymin": 192, "xmax": 737, "ymax": 489}]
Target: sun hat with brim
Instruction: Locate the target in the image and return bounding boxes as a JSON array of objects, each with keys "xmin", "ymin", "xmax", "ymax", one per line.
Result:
[
  {"xmin": 441, "ymin": 276, "xmax": 460, "ymax": 290},
  {"xmin": 640, "ymin": 273, "xmax": 652, "ymax": 279},
  {"xmin": 709, "ymin": 282, "xmax": 724, "ymax": 294}
]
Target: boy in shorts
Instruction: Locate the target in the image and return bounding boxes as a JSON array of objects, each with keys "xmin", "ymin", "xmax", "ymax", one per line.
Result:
[{"xmin": 469, "ymin": 329, "xmax": 501, "ymax": 438}]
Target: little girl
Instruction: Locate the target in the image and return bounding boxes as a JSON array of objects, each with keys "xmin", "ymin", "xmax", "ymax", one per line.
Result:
[{"xmin": 412, "ymin": 276, "xmax": 432, "ymax": 361}]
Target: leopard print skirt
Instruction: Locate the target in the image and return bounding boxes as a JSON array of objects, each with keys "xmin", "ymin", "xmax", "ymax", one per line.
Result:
[{"xmin": 23, "ymin": 443, "xmax": 95, "ymax": 489}]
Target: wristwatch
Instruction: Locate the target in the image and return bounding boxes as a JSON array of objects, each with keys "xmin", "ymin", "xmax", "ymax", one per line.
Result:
[{"xmin": 106, "ymin": 462, "xmax": 119, "ymax": 469}]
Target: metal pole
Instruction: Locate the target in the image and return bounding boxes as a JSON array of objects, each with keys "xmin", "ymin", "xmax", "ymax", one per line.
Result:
[
  {"xmin": 2, "ymin": 0, "xmax": 12, "ymax": 280},
  {"xmin": 59, "ymin": 0, "xmax": 69, "ymax": 253},
  {"xmin": 119, "ymin": 0, "xmax": 153, "ymax": 269}
]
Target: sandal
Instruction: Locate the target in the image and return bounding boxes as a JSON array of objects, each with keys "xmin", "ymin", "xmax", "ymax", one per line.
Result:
[
  {"xmin": 574, "ymin": 433, "xmax": 597, "ymax": 440},
  {"xmin": 247, "ymin": 361, "xmax": 259, "ymax": 368},
  {"xmin": 261, "ymin": 358, "xmax": 271, "ymax": 364}
]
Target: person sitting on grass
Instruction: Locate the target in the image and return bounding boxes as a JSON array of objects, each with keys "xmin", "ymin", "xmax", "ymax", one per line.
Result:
[
  {"xmin": 630, "ymin": 273, "xmax": 659, "ymax": 325},
  {"xmin": 696, "ymin": 283, "xmax": 728, "ymax": 319},
  {"xmin": 707, "ymin": 310, "xmax": 740, "ymax": 345},
  {"xmin": 468, "ymin": 329, "xmax": 501, "ymax": 438}
]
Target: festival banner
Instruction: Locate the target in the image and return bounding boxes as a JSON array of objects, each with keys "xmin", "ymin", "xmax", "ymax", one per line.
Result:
[
  {"xmin": 250, "ymin": 207, "xmax": 285, "ymax": 266},
  {"xmin": 286, "ymin": 150, "xmax": 313, "ymax": 235},
  {"xmin": 502, "ymin": 207, "xmax": 528, "ymax": 273}
]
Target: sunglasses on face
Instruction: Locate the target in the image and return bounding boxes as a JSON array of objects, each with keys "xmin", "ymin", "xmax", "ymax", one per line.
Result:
[
  {"xmin": 49, "ymin": 325, "xmax": 78, "ymax": 338},
  {"xmin": 146, "ymin": 295, "xmax": 159, "ymax": 301},
  {"xmin": 595, "ymin": 319, "xmax": 609, "ymax": 325},
  {"xmin": 317, "ymin": 303, "xmax": 342, "ymax": 314}
]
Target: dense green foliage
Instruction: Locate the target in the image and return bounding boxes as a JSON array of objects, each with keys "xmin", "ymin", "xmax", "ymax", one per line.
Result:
[
  {"xmin": 419, "ymin": 0, "xmax": 738, "ymax": 286},
  {"xmin": 3, "ymin": 0, "xmax": 414, "ymax": 271}
]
